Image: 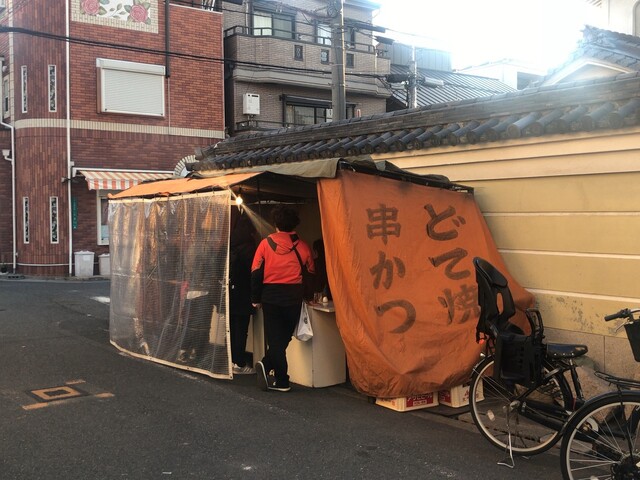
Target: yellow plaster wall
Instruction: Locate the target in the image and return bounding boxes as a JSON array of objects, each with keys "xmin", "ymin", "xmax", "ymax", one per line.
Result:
[{"xmin": 377, "ymin": 129, "xmax": 640, "ymax": 372}]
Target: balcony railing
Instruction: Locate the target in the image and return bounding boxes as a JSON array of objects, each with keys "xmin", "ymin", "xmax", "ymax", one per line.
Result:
[
  {"xmin": 170, "ymin": 0, "xmax": 218, "ymax": 10},
  {"xmin": 224, "ymin": 25, "xmax": 388, "ymax": 57},
  {"xmin": 235, "ymin": 119, "xmax": 285, "ymax": 133}
]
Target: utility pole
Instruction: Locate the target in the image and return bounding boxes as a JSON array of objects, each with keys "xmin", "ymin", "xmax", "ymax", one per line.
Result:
[
  {"xmin": 328, "ymin": 0, "xmax": 346, "ymax": 121},
  {"xmin": 408, "ymin": 45, "xmax": 417, "ymax": 109}
]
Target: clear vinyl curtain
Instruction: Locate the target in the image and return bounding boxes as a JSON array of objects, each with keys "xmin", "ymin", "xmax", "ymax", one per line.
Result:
[{"xmin": 108, "ymin": 191, "xmax": 232, "ymax": 379}]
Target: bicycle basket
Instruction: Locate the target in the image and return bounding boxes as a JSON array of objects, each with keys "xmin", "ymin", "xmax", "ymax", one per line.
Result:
[
  {"xmin": 493, "ymin": 308, "xmax": 546, "ymax": 389},
  {"xmin": 623, "ymin": 321, "xmax": 640, "ymax": 362}
]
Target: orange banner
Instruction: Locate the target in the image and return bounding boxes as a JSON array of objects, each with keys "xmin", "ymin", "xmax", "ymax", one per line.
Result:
[{"xmin": 318, "ymin": 170, "xmax": 533, "ymax": 398}]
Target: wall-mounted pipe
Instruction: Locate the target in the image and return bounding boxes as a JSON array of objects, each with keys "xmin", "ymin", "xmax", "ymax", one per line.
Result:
[
  {"xmin": 165, "ymin": 0, "xmax": 170, "ymax": 78},
  {"xmin": 66, "ymin": 0, "xmax": 73, "ymax": 275},
  {"xmin": 0, "ymin": 55, "xmax": 16, "ymax": 273},
  {"xmin": 0, "ymin": 123, "xmax": 15, "ymax": 273}
]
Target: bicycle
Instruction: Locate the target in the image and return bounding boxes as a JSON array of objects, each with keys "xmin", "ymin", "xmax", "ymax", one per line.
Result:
[
  {"xmin": 560, "ymin": 307, "xmax": 640, "ymax": 480},
  {"xmin": 468, "ymin": 257, "xmax": 590, "ymax": 461}
]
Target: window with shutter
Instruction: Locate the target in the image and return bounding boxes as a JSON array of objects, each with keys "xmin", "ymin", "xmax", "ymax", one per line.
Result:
[{"xmin": 96, "ymin": 58, "xmax": 165, "ymax": 117}]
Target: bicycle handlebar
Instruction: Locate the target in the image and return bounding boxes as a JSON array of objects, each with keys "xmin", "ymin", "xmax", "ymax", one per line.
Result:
[{"xmin": 604, "ymin": 308, "xmax": 640, "ymax": 321}]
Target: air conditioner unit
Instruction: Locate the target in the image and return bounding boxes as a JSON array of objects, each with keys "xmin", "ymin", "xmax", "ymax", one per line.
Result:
[{"xmin": 242, "ymin": 93, "xmax": 260, "ymax": 116}]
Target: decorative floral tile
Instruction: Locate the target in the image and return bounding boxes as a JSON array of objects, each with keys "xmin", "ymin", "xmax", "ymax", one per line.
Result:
[
  {"xmin": 72, "ymin": 0, "xmax": 158, "ymax": 33},
  {"xmin": 81, "ymin": 0, "xmax": 152, "ymax": 24}
]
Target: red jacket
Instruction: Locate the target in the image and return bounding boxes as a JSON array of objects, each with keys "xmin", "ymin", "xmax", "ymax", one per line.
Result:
[{"xmin": 251, "ymin": 231, "xmax": 315, "ymax": 304}]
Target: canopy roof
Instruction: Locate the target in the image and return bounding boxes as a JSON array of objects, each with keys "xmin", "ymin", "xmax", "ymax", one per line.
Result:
[
  {"xmin": 109, "ymin": 172, "xmax": 261, "ymax": 199},
  {"xmin": 110, "ymin": 159, "xmax": 472, "ymax": 200}
]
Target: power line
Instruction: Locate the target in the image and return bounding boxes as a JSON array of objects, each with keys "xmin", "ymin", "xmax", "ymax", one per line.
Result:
[
  {"xmin": 4, "ymin": 0, "xmax": 443, "ymax": 56},
  {"xmin": 0, "ymin": 25, "xmax": 387, "ymax": 80},
  {"xmin": 171, "ymin": 0, "xmax": 385, "ymax": 36},
  {"xmin": 0, "ymin": 3, "xmax": 450, "ymax": 84},
  {"xmin": 1, "ymin": 1, "xmax": 433, "ymax": 76}
]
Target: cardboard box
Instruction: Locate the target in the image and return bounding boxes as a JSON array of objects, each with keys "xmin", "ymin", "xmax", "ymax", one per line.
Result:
[
  {"xmin": 438, "ymin": 382, "xmax": 484, "ymax": 408},
  {"xmin": 375, "ymin": 392, "xmax": 438, "ymax": 412}
]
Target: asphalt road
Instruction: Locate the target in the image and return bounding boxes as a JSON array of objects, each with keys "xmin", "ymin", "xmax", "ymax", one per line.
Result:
[{"xmin": 0, "ymin": 278, "xmax": 562, "ymax": 479}]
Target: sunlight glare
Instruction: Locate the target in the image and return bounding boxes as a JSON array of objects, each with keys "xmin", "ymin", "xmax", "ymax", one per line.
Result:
[{"xmin": 375, "ymin": 0, "xmax": 604, "ymax": 70}]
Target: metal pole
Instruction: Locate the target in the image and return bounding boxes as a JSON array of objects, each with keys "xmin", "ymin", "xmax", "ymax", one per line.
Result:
[
  {"xmin": 0, "ymin": 60, "xmax": 15, "ymax": 273},
  {"xmin": 330, "ymin": 0, "xmax": 346, "ymax": 121},
  {"xmin": 165, "ymin": 0, "xmax": 171, "ymax": 78},
  {"xmin": 408, "ymin": 45, "xmax": 417, "ymax": 109},
  {"xmin": 66, "ymin": 0, "xmax": 73, "ymax": 276}
]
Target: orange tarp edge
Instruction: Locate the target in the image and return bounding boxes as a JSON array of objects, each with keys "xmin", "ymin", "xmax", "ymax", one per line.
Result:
[
  {"xmin": 108, "ymin": 172, "xmax": 261, "ymax": 199},
  {"xmin": 317, "ymin": 170, "xmax": 533, "ymax": 398}
]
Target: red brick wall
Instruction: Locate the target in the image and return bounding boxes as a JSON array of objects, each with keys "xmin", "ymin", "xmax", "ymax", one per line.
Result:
[
  {"xmin": 0, "ymin": 11, "xmax": 13, "ymax": 268},
  {"xmin": 5, "ymin": 1, "xmax": 225, "ymax": 276},
  {"xmin": 0, "ymin": 130, "xmax": 12, "ymax": 267},
  {"xmin": 166, "ymin": 6, "xmax": 225, "ymax": 129},
  {"xmin": 69, "ymin": 5, "xmax": 224, "ymax": 131},
  {"xmin": 70, "ymin": 129, "xmax": 212, "ymax": 170},
  {"xmin": 15, "ymin": 128, "xmax": 69, "ymax": 276},
  {"xmin": 0, "ymin": 21, "xmax": 13, "ymax": 264},
  {"xmin": 11, "ymin": 0, "xmax": 67, "ymax": 122}
]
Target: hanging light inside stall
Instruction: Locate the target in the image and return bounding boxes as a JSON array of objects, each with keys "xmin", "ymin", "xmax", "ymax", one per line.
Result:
[{"xmin": 233, "ymin": 187, "xmax": 243, "ymax": 206}]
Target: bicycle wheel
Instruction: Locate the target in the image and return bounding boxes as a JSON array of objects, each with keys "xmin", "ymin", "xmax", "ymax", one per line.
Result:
[
  {"xmin": 560, "ymin": 391, "xmax": 640, "ymax": 480},
  {"xmin": 470, "ymin": 355, "xmax": 573, "ymax": 455}
]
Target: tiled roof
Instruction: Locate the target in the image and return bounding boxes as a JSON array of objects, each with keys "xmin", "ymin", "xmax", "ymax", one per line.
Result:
[
  {"xmin": 193, "ymin": 72, "xmax": 640, "ymax": 172},
  {"xmin": 540, "ymin": 26, "xmax": 640, "ymax": 84},
  {"xmin": 388, "ymin": 64, "xmax": 516, "ymax": 108}
]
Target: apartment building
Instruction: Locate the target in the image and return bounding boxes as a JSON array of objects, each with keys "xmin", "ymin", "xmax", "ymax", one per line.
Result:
[
  {"xmin": 0, "ymin": 0, "xmax": 225, "ymax": 276},
  {"xmin": 221, "ymin": 0, "xmax": 390, "ymax": 135}
]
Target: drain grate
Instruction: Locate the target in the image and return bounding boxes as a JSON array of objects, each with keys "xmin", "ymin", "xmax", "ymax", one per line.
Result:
[{"xmin": 28, "ymin": 385, "xmax": 88, "ymax": 403}]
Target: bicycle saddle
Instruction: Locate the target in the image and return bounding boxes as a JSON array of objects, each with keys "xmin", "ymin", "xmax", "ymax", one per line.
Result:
[{"xmin": 546, "ymin": 343, "xmax": 588, "ymax": 359}]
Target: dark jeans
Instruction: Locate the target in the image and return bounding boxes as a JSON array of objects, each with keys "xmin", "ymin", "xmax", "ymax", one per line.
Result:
[
  {"xmin": 261, "ymin": 302, "xmax": 301, "ymax": 387},
  {"xmin": 230, "ymin": 313, "xmax": 251, "ymax": 367}
]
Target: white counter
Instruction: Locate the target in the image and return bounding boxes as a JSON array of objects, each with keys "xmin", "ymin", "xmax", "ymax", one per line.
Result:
[
  {"xmin": 250, "ymin": 302, "xmax": 346, "ymax": 388},
  {"xmin": 286, "ymin": 302, "xmax": 346, "ymax": 388}
]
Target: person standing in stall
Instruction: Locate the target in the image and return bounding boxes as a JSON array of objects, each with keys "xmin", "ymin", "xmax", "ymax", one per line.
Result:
[
  {"xmin": 250, "ymin": 206, "xmax": 315, "ymax": 392},
  {"xmin": 229, "ymin": 213, "xmax": 257, "ymax": 374},
  {"xmin": 312, "ymin": 238, "xmax": 331, "ymax": 301}
]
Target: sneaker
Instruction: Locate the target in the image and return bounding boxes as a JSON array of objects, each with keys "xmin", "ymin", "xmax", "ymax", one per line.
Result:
[
  {"xmin": 256, "ymin": 361, "xmax": 268, "ymax": 391},
  {"xmin": 267, "ymin": 380, "xmax": 291, "ymax": 392},
  {"xmin": 176, "ymin": 349, "xmax": 189, "ymax": 363},
  {"xmin": 233, "ymin": 363, "xmax": 255, "ymax": 375}
]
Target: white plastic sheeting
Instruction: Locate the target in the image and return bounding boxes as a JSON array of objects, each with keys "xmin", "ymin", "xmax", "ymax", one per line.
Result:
[{"xmin": 108, "ymin": 190, "xmax": 232, "ymax": 378}]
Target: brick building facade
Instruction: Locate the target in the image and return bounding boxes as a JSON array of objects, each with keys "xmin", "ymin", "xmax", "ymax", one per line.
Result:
[{"xmin": 0, "ymin": 0, "xmax": 225, "ymax": 276}]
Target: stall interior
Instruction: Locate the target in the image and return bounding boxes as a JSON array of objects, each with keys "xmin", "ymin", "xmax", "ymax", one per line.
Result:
[{"xmin": 108, "ymin": 172, "xmax": 324, "ymax": 379}]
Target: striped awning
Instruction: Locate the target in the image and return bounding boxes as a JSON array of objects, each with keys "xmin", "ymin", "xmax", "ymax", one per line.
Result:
[{"xmin": 78, "ymin": 169, "xmax": 173, "ymax": 191}]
